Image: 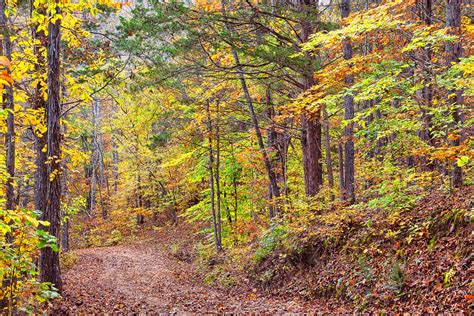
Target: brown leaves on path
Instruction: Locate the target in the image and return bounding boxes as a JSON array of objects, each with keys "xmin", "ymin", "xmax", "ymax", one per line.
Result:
[{"xmin": 51, "ymin": 242, "xmax": 326, "ymax": 314}]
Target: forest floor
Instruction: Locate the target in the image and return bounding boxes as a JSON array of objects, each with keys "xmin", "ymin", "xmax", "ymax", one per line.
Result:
[
  {"xmin": 51, "ymin": 235, "xmax": 339, "ymax": 314},
  {"xmin": 50, "ymin": 187, "xmax": 472, "ymax": 314}
]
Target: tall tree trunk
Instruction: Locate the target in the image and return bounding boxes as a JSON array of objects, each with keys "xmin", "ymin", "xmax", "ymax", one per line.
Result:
[
  {"xmin": 31, "ymin": 6, "xmax": 48, "ymax": 215},
  {"xmin": 89, "ymin": 99, "xmax": 99, "ymax": 215},
  {"xmin": 215, "ymin": 99, "xmax": 222, "ymax": 244},
  {"xmin": 232, "ymin": 50, "xmax": 281, "ymax": 203},
  {"xmin": 97, "ymin": 99, "xmax": 105, "ymax": 187},
  {"xmin": 0, "ymin": 1, "xmax": 15, "ymax": 311},
  {"xmin": 0, "ymin": 0, "xmax": 15, "ymax": 211},
  {"xmin": 300, "ymin": 0, "xmax": 323, "ymax": 197},
  {"xmin": 341, "ymin": 0, "xmax": 355, "ymax": 204},
  {"xmin": 446, "ymin": 0, "xmax": 463, "ymax": 187},
  {"xmin": 206, "ymin": 100, "xmax": 222, "ymax": 251},
  {"xmin": 111, "ymin": 98, "xmax": 119, "ymax": 194},
  {"xmin": 417, "ymin": 0, "xmax": 435, "ymax": 171},
  {"xmin": 39, "ymin": 2, "xmax": 62, "ymax": 291},
  {"xmin": 338, "ymin": 141, "xmax": 345, "ymax": 200},
  {"xmin": 220, "ymin": 0, "xmax": 281, "ymax": 212},
  {"xmin": 61, "ymin": 161, "xmax": 69, "ymax": 252},
  {"xmin": 230, "ymin": 143, "xmax": 239, "ymax": 223},
  {"xmin": 323, "ymin": 109, "xmax": 334, "ymax": 199},
  {"xmin": 266, "ymin": 87, "xmax": 278, "ymax": 218}
]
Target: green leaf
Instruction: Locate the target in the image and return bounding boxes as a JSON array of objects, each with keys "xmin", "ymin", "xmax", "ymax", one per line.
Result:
[{"xmin": 457, "ymin": 156, "xmax": 469, "ymax": 167}]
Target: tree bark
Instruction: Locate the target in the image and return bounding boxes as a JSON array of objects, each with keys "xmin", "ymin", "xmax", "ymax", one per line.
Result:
[
  {"xmin": 39, "ymin": 2, "xmax": 62, "ymax": 291},
  {"xmin": 300, "ymin": 0, "xmax": 323, "ymax": 197},
  {"xmin": 214, "ymin": 99, "xmax": 222, "ymax": 244},
  {"xmin": 31, "ymin": 6, "xmax": 48, "ymax": 215},
  {"xmin": 266, "ymin": 87, "xmax": 278, "ymax": 218},
  {"xmin": 323, "ymin": 109, "xmax": 334, "ymax": 199},
  {"xmin": 338, "ymin": 141, "xmax": 345, "ymax": 200},
  {"xmin": 206, "ymin": 100, "xmax": 222, "ymax": 251},
  {"xmin": 111, "ymin": 98, "xmax": 119, "ymax": 194},
  {"xmin": 417, "ymin": 0, "xmax": 435, "ymax": 171},
  {"xmin": 89, "ymin": 99, "xmax": 100, "ymax": 215},
  {"xmin": 341, "ymin": 0, "xmax": 355, "ymax": 204},
  {"xmin": 446, "ymin": 0, "xmax": 463, "ymax": 187},
  {"xmin": 0, "ymin": 0, "xmax": 15, "ymax": 211},
  {"xmin": 0, "ymin": 1, "xmax": 15, "ymax": 310}
]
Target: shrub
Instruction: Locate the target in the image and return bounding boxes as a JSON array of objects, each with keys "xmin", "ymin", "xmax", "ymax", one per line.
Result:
[{"xmin": 0, "ymin": 209, "xmax": 60, "ymax": 314}]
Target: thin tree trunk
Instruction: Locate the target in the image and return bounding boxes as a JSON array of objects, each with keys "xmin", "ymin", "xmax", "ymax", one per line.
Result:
[
  {"xmin": 338, "ymin": 142, "xmax": 345, "ymax": 200},
  {"xmin": 61, "ymin": 162, "xmax": 69, "ymax": 252},
  {"xmin": 89, "ymin": 99, "xmax": 99, "ymax": 215},
  {"xmin": 342, "ymin": 0, "xmax": 355, "ymax": 204},
  {"xmin": 111, "ymin": 98, "xmax": 119, "ymax": 194},
  {"xmin": 220, "ymin": 0, "xmax": 281, "ymax": 210},
  {"xmin": 206, "ymin": 100, "xmax": 221, "ymax": 251},
  {"xmin": 266, "ymin": 87, "xmax": 277, "ymax": 218},
  {"xmin": 230, "ymin": 143, "xmax": 238, "ymax": 223},
  {"xmin": 0, "ymin": 0, "xmax": 15, "ymax": 211},
  {"xmin": 97, "ymin": 99, "xmax": 105, "ymax": 187},
  {"xmin": 323, "ymin": 109, "xmax": 334, "ymax": 199},
  {"xmin": 446, "ymin": 0, "xmax": 463, "ymax": 187},
  {"xmin": 0, "ymin": 1, "xmax": 15, "ymax": 310},
  {"xmin": 215, "ymin": 99, "xmax": 222, "ymax": 244},
  {"xmin": 418, "ymin": 0, "xmax": 435, "ymax": 171},
  {"xmin": 39, "ymin": 2, "xmax": 62, "ymax": 291}
]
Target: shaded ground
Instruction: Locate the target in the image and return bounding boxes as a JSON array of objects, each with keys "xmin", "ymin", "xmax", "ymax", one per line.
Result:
[
  {"xmin": 52, "ymin": 187, "xmax": 472, "ymax": 314},
  {"xmin": 52, "ymin": 242, "xmax": 329, "ymax": 313}
]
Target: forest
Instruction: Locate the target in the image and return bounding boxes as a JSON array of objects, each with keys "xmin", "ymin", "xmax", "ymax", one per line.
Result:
[{"xmin": 0, "ymin": 0, "xmax": 472, "ymax": 313}]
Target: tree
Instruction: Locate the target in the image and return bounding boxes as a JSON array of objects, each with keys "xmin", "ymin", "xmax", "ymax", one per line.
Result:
[
  {"xmin": 299, "ymin": 0, "xmax": 323, "ymax": 198},
  {"xmin": 341, "ymin": 0, "xmax": 355, "ymax": 204},
  {"xmin": 31, "ymin": 6, "xmax": 49, "ymax": 218},
  {"xmin": 445, "ymin": 0, "xmax": 463, "ymax": 187},
  {"xmin": 39, "ymin": 0, "xmax": 62, "ymax": 291},
  {"xmin": 0, "ymin": 0, "xmax": 15, "ymax": 212}
]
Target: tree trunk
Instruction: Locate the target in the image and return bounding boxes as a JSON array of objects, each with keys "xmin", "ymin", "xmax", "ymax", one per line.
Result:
[
  {"xmin": 89, "ymin": 99, "xmax": 99, "ymax": 215},
  {"xmin": 338, "ymin": 142, "xmax": 345, "ymax": 200},
  {"xmin": 341, "ymin": 0, "xmax": 355, "ymax": 204},
  {"xmin": 300, "ymin": 0, "xmax": 323, "ymax": 197},
  {"xmin": 0, "ymin": 1, "xmax": 14, "ymax": 310},
  {"xmin": 446, "ymin": 0, "xmax": 463, "ymax": 187},
  {"xmin": 220, "ymin": 0, "xmax": 281, "ymax": 211},
  {"xmin": 0, "ymin": 0, "xmax": 15, "ymax": 211},
  {"xmin": 39, "ymin": 3, "xmax": 62, "ymax": 291},
  {"xmin": 206, "ymin": 100, "xmax": 222, "ymax": 251},
  {"xmin": 417, "ymin": 0, "xmax": 435, "ymax": 171},
  {"xmin": 31, "ymin": 7, "xmax": 48, "ymax": 215},
  {"xmin": 323, "ymin": 109, "xmax": 334, "ymax": 200},
  {"xmin": 214, "ymin": 99, "xmax": 222, "ymax": 244},
  {"xmin": 266, "ymin": 87, "xmax": 278, "ymax": 218},
  {"xmin": 111, "ymin": 98, "xmax": 119, "ymax": 194}
]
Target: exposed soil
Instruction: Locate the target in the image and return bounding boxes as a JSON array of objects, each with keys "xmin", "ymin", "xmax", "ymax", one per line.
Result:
[{"xmin": 51, "ymin": 240, "xmax": 335, "ymax": 314}]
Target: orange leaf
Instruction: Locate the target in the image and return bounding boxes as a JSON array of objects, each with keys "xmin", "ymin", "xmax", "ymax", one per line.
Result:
[{"xmin": 0, "ymin": 56, "xmax": 11, "ymax": 69}]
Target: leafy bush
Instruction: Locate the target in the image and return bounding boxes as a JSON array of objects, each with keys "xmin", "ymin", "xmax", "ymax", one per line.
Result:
[
  {"xmin": 253, "ymin": 224, "xmax": 287, "ymax": 263},
  {"xmin": 0, "ymin": 209, "xmax": 60, "ymax": 314}
]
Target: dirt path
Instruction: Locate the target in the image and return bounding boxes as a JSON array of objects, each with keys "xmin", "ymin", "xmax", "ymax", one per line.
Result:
[{"xmin": 53, "ymin": 242, "xmax": 315, "ymax": 314}]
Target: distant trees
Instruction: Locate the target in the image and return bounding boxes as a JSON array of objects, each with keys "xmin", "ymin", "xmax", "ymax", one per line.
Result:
[{"xmin": 112, "ymin": 0, "xmax": 470, "ymax": 251}]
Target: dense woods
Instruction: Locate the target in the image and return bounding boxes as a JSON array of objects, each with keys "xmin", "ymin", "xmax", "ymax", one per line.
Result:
[{"xmin": 0, "ymin": 0, "xmax": 472, "ymax": 313}]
